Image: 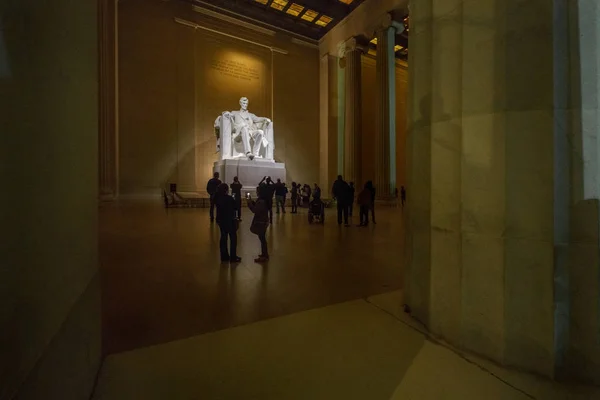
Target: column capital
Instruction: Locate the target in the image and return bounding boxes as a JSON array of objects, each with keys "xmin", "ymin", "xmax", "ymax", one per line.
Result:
[
  {"xmin": 337, "ymin": 37, "xmax": 368, "ymax": 58},
  {"xmin": 367, "ymin": 13, "xmax": 405, "ymax": 37}
]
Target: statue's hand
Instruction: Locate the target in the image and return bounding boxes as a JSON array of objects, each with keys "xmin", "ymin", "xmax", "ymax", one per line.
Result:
[
  {"xmin": 264, "ymin": 118, "xmax": 272, "ymax": 124},
  {"xmin": 222, "ymin": 111, "xmax": 232, "ymax": 118}
]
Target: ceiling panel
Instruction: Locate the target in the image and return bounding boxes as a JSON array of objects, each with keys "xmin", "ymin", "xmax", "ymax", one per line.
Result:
[
  {"xmin": 185, "ymin": 0, "xmax": 366, "ymax": 40},
  {"xmin": 183, "ymin": 0, "xmax": 409, "ymax": 59}
]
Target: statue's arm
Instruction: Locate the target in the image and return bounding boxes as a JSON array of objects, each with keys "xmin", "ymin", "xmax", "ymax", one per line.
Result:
[{"xmin": 251, "ymin": 113, "xmax": 271, "ymax": 124}]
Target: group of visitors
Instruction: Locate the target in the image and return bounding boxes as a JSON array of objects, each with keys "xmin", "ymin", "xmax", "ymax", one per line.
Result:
[
  {"xmin": 206, "ymin": 171, "xmax": 407, "ymax": 265},
  {"xmin": 206, "ymin": 172, "xmax": 270, "ymax": 264},
  {"xmin": 332, "ymin": 175, "xmax": 376, "ymax": 227}
]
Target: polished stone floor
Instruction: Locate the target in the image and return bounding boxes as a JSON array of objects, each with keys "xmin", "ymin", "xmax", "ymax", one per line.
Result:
[
  {"xmin": 100, "ymin": 200, "xmax": 404, "ymax": 354},
  {"xmin": 93, "ymin": 291, "xmax": 600, "ymax": 400},
  {"xmin": 97, "ymin": 200, "xmax": 600, "ymax": 399}
]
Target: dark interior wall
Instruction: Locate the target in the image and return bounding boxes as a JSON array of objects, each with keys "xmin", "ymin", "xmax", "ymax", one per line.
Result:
[
  {"xmin": 0, "ymin": 0, "xmax": 100, "ymax": 398},
  {"xmin": 118, "ymin": 0, "xmax": 321, "ymax": 194}
]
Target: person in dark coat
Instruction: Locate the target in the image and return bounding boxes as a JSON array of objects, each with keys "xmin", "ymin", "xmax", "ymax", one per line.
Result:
[
  {"xmin": 332, "ymin": 175, "xmax": 351, "ymax": 226},
  {"xmin": 274, "ymin": 178, "xmax": 287, "ymax": 214},
  {"xmin": 231, "ymin": 176, "xmax": 243, "ymax": 220},
  {"xmin": 357, "ymin": 183, "xmax": 373, "ymax": 227},
  {"xmin": 206, "ymin": 172, "xmax": 222, "ymax": 222},
  {"xmin": 248, "ymin": 185, "xmax": 270, "ymax": 262},
  {"xmin": 215, "ymin": 183, "xmax": 240, "ymax": 263},
  {"xmin": 258, "ymin": 176, "xmax": 276, "ymax": 223}
]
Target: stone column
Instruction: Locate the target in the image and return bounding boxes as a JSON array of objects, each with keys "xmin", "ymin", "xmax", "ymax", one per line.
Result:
[
  {"xmin": 343, "ymin": 38, "xmax": 365, "ymax": 185},
  {"xmin": 374, "ymin": 23, "xmax": 397, "ymax": 199},
  {"xmin": 319, "ymin": 54, "xmax": 330, "ymax": 191},
  {"xmin": 98, "ymin": 0, "xmax": 118, "ymax": 199},
  {"xmin": 405, "ymin": 0, "xmax": 600, "ymax": 383}
]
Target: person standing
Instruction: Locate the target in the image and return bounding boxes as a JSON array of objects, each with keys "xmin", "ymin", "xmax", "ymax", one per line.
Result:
[
  {"xmin": 313, "ymin": 183, "xmax": 321, "ymax": 201},
  {"xmin": 231, "ymin": 176, "xmax": 243, "ymax": 220},
  {"xmin": 366, "ymin": 180, "xmax": 376, "ymax": 224},
  {"xmin": 332, "ymin": 175, "xmax": 350, "ymax": 226},
  {"xmin": 290, "ymin": 182, "xmax": 298, "ymax": 213},
  {"xmin": 206, "ymin": 172, "xmax": 222, "ymax": 222},
  {"xmin": 274, "ymin": 178, "xmax": 286, "ymax": 214},
  {"xmin": 248, "ymin": 186, "xmax": 270, "ymax": 262},
  {"xmin": 357, "ymin": 183, "xmax": 373, "ymax": 227},
  {"xmin": 258, "ymin": 176, "xmax": 275, "ymax": 223},
  {"xmin": 348, "ymin": 182, "xmax": 356, "ymax": 217},
  {"xmin": 400, "ymin": 185, "xmax": 406, "ymax": 208},
  {"xmin": 296, "ymin": 183, "xmax": 302, "ymax": 207},
  {"xmin": 215, "ymin": 183, "xmax": 240, "ymax": 263}
]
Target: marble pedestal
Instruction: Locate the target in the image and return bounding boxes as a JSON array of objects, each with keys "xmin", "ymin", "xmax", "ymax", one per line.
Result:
[{"xmin": 213, "ymin": 159, "xmax": 286, "ymax": 195}]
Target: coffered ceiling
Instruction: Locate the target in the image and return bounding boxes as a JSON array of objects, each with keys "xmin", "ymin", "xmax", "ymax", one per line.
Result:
[
  {"xmin": 186, "ymin": 0, "xmax": 366, "ymax": 41},
  {"xmin": 182, "ymin": 0, "xmax": 409, "ymax": 59}
]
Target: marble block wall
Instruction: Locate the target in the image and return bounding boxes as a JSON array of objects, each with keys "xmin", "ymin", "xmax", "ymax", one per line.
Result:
[{"xmin": 406, "ymin": 0, "xmax": 600, "ymax": 383}]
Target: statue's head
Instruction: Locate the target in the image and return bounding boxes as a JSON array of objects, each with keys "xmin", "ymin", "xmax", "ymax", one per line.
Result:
[{"xmin": 239, "ymin": 97, "xmax": 249, "ymax": 111}]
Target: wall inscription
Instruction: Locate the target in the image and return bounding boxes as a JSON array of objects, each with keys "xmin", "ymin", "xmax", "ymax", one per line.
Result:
[{"xmin": 210, "ymin": 59, "xmax": 260, "ymax": 81}]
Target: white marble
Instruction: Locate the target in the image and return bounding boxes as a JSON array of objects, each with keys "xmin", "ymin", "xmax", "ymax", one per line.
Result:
[
  {"xmin": 213, "ymin": 159, "xmax": 286, "ymax": 194},
  {"xmin": 214, "ymin": 97, "xmax": 275, "ymax": 161}
]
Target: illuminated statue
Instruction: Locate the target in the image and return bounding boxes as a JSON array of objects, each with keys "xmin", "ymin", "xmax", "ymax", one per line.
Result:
[{"xmin": 214, "ymin": 97, "xmax": 274, "ymax": 161}]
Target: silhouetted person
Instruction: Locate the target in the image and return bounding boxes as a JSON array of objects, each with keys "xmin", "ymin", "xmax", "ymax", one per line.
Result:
[
  {"xmin": 206, "ymin": 172, "xmax": 222, "ymax": 222},
  {"xmin": 366, "ymin": 180, "xmax": 376, "ymax": 224},
  {"xmin": 258, "ymin": 176, "xmax": 275, "ymax": 223},
  {"xmin": 274, "ymin": 178, "xmax": 287, "ymax": 214},
  {"xmin": 401, "ymin": 185, "xmax": 406, "ymax": 208},
  {"xmin": 231, "ymin": 176, "xmax": 243, "ymax": 220},
  {"xmin": 290, "ymin": 182, "xmax": 299, "ymax": 213},
  {"xmin": 215, "ymin": 183, "xmax": 240, "ymax": 263},
  {"xmin": 357, "ymin": 183, "xmax": 373, "ymax": 226},
  {"xmin": 248, "ymin": 185, "xmax": 270, "ymax": 262},
  {"xmin": 313, "ymin": 183, "xmax": 321, "ymax": 201},
  {"xmin": 296, "ymin": 183, "xmax": 302, "ymax": 207},
  {"xmin": 303, "ymin": 184, "xmax": 312, "ymax": 207},
  {"xmin": 348, "ymin": 182, "xmax": 356, "ymax": 216},
  {"xmin": 332, "ymin": 175, "xmax": 351, "ymax": 226}
]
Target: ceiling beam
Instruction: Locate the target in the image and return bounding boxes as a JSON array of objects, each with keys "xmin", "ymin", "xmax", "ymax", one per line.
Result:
[{"xmin": 298, "ymin": 0, "xmax": 348, "ymax": 18}]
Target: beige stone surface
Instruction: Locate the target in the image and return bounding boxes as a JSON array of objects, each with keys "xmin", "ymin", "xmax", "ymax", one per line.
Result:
[
  {"xmin": 403, "ymin": 0, "xmax": 600, "ymax": 380},
  {"xmin": 93, "ymin": 292, "xmax": 600, "ymax": 400}
]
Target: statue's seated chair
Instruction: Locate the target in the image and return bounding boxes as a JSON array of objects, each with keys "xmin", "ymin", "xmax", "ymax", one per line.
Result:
[
  {"xmin": 214, "ymin": 114, "xmax": 245, "ymax": 159},
  {"xmin": 214, "ymin": 113, "xmax": 273, "ymax": 160}
]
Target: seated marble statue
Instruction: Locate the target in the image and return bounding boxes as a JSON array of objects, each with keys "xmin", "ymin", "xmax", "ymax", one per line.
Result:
[{"xmin": 214, "ymin": 97, "xmax": 274, "ymax": 161}]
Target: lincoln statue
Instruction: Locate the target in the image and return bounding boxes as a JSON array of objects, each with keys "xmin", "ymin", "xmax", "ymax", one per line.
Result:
[{"xmin": 215, "ymin": 97, "xmax": 275, "ymax": 161}]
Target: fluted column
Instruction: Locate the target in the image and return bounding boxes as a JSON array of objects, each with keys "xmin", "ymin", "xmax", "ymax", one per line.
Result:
[
  {"xmin": 374, "ymin": 24, "xmax": 396, "ymax": 199},
  {"xmin": 343, "ymin": 38, "xmax": 364, "ymax": 186},
  {"xmin": 98, "ymin": 0, "xmax": 118, "ymax": 199}
]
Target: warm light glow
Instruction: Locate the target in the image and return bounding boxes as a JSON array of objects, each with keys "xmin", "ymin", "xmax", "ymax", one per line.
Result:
[
  {"xmin": 368, "ymin": 49, "xmax": 377, "ymax": 56},
  {"xmin": 301, "ymin": 9, "xmax": 318, "ymax": 22},
  {"xmin": 315, "ymin": 15, "xmax": 333, "ymax": 27},
  {"xmin": 394, "ymin": 45, "xmax": 403, "ymax": 52},
  {"xmin": 270, "ymin": 0, "xmax": 288, "ymax": 11},
  {"xmin": 254, "ymin": 0, "xmax": 268, "ymax": 4},
  {"xmin": 370, "ymin": 38, "xmax": 377, "ymax": 45},
  {"xmin": 286, "ymin": 3, "xmax": 304, "ymax": 16},
  {"xmin": 339, "ymin": 0, "xmax": 354, "ymax": 3}
]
